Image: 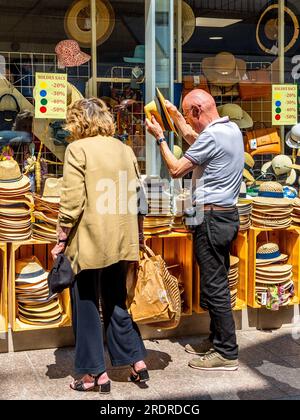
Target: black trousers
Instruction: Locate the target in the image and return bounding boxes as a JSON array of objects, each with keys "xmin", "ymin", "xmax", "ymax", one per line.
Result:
[
  {"xmin": 70, "ymin": 261, "xmax": 147, "ymax": 375},
  {"xmin": 194, "ymin": 208, "xmax": 240, "ymax": 360}
]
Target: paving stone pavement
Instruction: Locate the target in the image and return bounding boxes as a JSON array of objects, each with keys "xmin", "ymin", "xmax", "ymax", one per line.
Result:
[{"xmin": 1, "ymin": 328, "xmax": 300, "ymax": 400}]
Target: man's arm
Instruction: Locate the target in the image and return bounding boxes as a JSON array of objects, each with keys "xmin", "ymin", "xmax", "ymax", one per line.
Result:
[{"xmin": 145, "ymin": 116, "xmax": 196, "ymax": 179}]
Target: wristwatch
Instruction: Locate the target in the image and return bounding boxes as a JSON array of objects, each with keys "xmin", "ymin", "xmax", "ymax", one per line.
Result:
[
  {"xmin": 57, "ymin": 239, "xmax": 68, "ymax": 245},
  {"xmin": 156, "ymin": 137, "xmax": 166, "ymax": 146}
]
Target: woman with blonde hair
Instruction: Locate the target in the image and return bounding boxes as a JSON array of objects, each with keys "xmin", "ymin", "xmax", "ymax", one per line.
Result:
[{"xmin": 51, "ymin": 98, "xmax": 149, "ymax": 394}]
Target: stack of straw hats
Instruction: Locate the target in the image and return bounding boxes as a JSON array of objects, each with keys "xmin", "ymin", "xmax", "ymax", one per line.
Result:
[
  {"xmin": 292, "ymin": 198, "xmax": 300, "ymax": 226},
  {"xmin": 251, "ymin": 182, "xmax": 292, "ymax": 229},
  {"xmin": 143, "ymin": 177, "xmax": 173, "ymax": 235},
  {"xmin": 229, "ymin": 256, "xmax": 239, "ymax": 309},
  {"xmin": 255, "ymin": 243, "xmax": 294, "ymax": 309},
  {"xmin": 33, "ymin": 178, "xmax": 62, "ymax": 242},
  {"xmin": 237, "ymin": 182, "xmax": 252, "ymax": 231},
  {"xmin": 0, "ymin": 160, "xmax": 33, "ymax": 241},
  {"xmin": 15, "ymin": 256, "xmax": 63, "ymax": 326}
]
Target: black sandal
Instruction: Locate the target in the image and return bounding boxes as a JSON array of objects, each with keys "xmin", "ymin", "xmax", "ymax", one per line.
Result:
[
  {"xmin": 70, "ymin": 374, "xmax": 111, "ymax": 394},
  {"xmin": 129, "ymin": 365, "xmax": 150, "ymax": 383}
]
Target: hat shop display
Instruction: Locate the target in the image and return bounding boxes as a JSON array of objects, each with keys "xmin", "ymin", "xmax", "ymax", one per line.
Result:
[
  {"xmin": 142, "ymin": 176, "xmax": 173, "ymax": 236},
  {"xmin": 202, "ymin": 52, "xmax": 247, "ymax": 88},
  {"xmin": 261, "ymin": 155, "xmax": 298, "ymax": 186},
  {"xmin": 218, "ymin": 104, "xmax": 253, "ymax": 130},
  {"xmin": 255, "ymin": 243, "xmax": 294, "ymax": 310},
  {"xmin": 33, "ymin": 178, "xmax": 63, "ymax": 242},
  {"xmin": 251, "ymin": 182, "xmax": 292, "ymax": 229},
  {"xmin": 64, "ymin": 0, "xmax": 115, "ymax": 48},
  {"xmin": 0, "ymin": 159, "xmax": 33, "ymax": 241},
  {"xmin": 229, "ymin": 256, "xmax": 239, "ymax": 309},
  {"xmin": 15, "ymin": 256, "xmax": 63, "ymax": 326}
]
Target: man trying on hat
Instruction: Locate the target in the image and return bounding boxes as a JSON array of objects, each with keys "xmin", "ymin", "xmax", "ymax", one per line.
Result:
[{"xmin": 146, "ymin": 89, "xmax": 244, "ymax": 371}]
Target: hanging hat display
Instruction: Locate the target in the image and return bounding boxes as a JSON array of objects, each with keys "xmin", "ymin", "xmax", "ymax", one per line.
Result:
[{"xmin": 64, "ymin": 0, "xmax": 115, "ymax": 48}]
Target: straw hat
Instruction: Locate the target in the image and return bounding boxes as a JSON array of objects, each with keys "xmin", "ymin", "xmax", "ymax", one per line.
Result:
[
  {"xmin": 202, "ymin": 52, "xmax": 247, "ymax": 87},
  {"xmin": 181, "ymin": 1, "xmax": 196, "ymax": 45},
  {"xmin": 144, "ymin": 89, "xmax": 178, "ymax": 136},
  {"xmin": 243, "ymin": 153, "xmax": 255, "ymax": 183},
  {"xmin": 256, "ymin": 242, "xmax": 288, "ymax": 265},
  {"xmin": 64, "ymin": 0, "xmax": 115, "ymax": 47},
  {"xmin": 0, "ymin": 160, "xmax": 30, "ymax": 191},
  {"xmin": 41, "ymin": 178, "xmax": 63, "ymax": 204},
  {"xmin": 286, "ymin": 124, "xmax": 300, "ymax": 149},
  {"xmin": 218, "ymin": 104, "xmax": 253, "ymax": 129},
  {"xmin": 15, "ymin": 256, "xmax": 49, "ymax": 284},
  {"xmin": 253, "ymin": 182, "xmax": 291, "ymax": 205}
]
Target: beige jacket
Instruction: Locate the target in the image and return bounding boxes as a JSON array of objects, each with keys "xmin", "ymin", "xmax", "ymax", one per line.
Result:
[{"xmin": 58, "ymin": 135, "xmax": 142, "ymax": 275}]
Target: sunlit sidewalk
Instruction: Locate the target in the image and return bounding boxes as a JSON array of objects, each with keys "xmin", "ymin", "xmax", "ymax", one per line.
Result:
[{"xmin": 1, "ymin": 328, "xmax": 300, "ymax": 400}]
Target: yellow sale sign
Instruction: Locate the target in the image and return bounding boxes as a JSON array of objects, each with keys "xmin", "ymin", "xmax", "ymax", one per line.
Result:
[
  {"xmin": 35, "ymin": 73, "xmax": 67, "ymax": 119},
  {"xmin": 272, "ymin": 84, "xmax": 298, "ymax": 126}
]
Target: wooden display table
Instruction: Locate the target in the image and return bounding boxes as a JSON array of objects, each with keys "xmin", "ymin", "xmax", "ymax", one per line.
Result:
[
  {"xmin": 248, "ymin": 227, "xmax": 300, "ymax": 308},
  {"xmin": 8, "ymin": 240, "xmax": 71, "ymax": 332}
]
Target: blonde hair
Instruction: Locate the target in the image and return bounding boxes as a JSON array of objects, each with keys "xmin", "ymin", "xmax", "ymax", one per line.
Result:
[{"xmin": 65, "ymin": 97, "xmax": 115, "ymax": 140}]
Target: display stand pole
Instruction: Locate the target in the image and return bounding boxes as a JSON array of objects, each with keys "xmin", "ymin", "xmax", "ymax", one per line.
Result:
[
  {"xmin": 90, "ymin": 0, "xmax": 98, "ymax": 97},
  {"xmin": 278, "ymin": 0, "xmax": 285, "ymax": 152}
]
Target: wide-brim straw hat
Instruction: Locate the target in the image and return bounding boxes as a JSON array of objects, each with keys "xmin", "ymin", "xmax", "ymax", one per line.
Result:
[
  {"xmin": 181, "ymin": 1, "xmax": 196, "ymax": 45},
  {"xmin": 18, "ymin": 314, "xmax": 62, "ymax": 325},
  {"xmin": 202, "ymin": 52, "xmax": 247, "ymax": 87},
  {"xmin": 256, "ymin": 242, "xmax": 288, "ymax": 264},
  {"xmin": 0, "ymin": 160, "xmax": 30, "ymax": 191},
  {"xmin": 15, "ymin": 256, "xmax": 49, "ymax": 284},
  {"xmin": 156, "ymin": 88, "xmax": 178, "ymax": 135},
  {"xmin": 144, "ymin": 97, "xmax": 178, "ymax": 136},
  {"xmin": 261, "ymin": 162, "xmax": 297, "ymax": 186},
  {"xmin": 218, "ymin": 104, "xmax": 253, "ymax": 130},
  {"xmin": 64, "ymin": 0, "xmax": 115, "ymax": 48},
  {"xmin": 253, "ymin": 181, "xmax": 292, "ymax": 206},
  {"xmin": 243, "ymin": 153, "xmax": 255, "ymax": 182},
  {"xmin": 286, "ymin": 124, "xmax": 300, "ymax": 149}
]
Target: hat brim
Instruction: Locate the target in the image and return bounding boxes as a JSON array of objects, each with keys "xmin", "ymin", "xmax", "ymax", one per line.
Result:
[
  {"xmin": 253, "ymin": 197, "xmax": 292, "ymax": 206},
  {"xmin": 58, "ymin": 51, "xmax": 91, "ymax": 68},
  {"xmin": 286, "ymin": 131, "xmax": 300, "ymax": 149},
  {"xmin": 156, "ymin": 88, "xmax": 178, "ymax": 136},
  {"xmin": 0, "ymin": 174, "xmax": 30, "ymax": 190},
  {"xmin": 123, "ymin": 57, "xmax": 145, "ymax": 63}
]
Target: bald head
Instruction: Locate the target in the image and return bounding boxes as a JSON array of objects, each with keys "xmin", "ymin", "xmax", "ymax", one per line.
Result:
[{"xmin": 182, "ymin": 89, "xmax": 220, "ymax": 133}]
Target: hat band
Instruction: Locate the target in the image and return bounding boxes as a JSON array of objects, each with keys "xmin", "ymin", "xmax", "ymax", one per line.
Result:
[
  {"xmin": 0, "ymin": 175, "xmax": 23, "ymax": 183},
  {"xmin": 16, "ymin": 269, "xmax": 47, "ymax": 280},
  {"xmin": 244, "ymin": 163, "xmax": 254, "ymax": 173},
  {"xmin": 256, "ymin": 250, "xmax": 281, "ymax": 260},
  {"xmin": 239, "ymin": 193, "xmax": 247, "ymax": 198},
  {"xmin": 258, "ymin": 191, "xmax": 284, "ymax": 198}
]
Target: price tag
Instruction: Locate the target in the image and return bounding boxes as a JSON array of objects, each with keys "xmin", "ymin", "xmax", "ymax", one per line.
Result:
[
  {"xmin": 261, "ymin": 292, "xmax": 267, "ymax": 306},
  {"xmin": 250, "ymin": 139, "xmax": 257, "ymax": 150}
]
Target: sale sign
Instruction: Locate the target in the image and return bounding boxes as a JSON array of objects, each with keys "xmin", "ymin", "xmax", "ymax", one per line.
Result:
[
  {"xmin": 272, "ymin": 84, "xmax": 298, "ymax": 126},
  {"xmin": 34, "ymin": 73, "xmax": 68, "ymax": 119}
]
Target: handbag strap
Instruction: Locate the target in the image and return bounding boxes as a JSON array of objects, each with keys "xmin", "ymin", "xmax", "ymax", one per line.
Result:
[{"xmin": 0, "ymin": 94, "xmax": 20, "ymax": 112}]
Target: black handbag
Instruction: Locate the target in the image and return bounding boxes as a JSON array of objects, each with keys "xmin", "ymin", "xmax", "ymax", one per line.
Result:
[
  {"xmin": 0, "ymin": 94, "xmax": 20, "ymax": 131},
  {"xmin": 48, "ymin": 254, "xmax": 75, "ymax": 296}
]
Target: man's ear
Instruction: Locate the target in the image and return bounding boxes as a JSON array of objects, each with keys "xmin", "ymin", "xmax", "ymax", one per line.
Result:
[{"xmin": 192, "ymin": 106, "xmax": 200, "ymax": 118}]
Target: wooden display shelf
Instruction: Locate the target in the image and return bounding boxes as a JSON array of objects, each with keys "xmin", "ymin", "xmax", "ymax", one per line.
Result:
[
  {"xmin": 193, "ymin": 230, "xmax": 248, "ymax": 313},
  {"xmin": 248, "ymin": 227, "xmax": 300, "ymax": 309},
  {"xmin": 145, "ymin": 233, "xmax": 193, "ymax": 316},
  {"xmin": 8, "ymin": 240, "xmax": 72, "ymax": 332},
  {"xmin": 0, "ymin": 243, "xmax": 7, "ymax": 334}
]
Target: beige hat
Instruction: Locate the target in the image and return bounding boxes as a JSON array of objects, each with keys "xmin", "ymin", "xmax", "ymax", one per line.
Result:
[
  {"xmin": 41, "ymin": 178, "xmax": 63, "ymax": 203},
  {"xmin": 15, "ymin": 256, "xmax": 49, "ymax": 284},
  {"xmin": 202, "ymin": 52, "xmax": 247, "ymax": 87},
  {"xmin": 261, "ymin": 155, "xmax": 298, "ymax": 186},
  {"xmin": 256, "ymin": 243, "xmax": 288, "ymax": 265},
  {"xmin": 218, "ymin": 104, "xmax": 253, "ymax": 129},
  {"xmin": 243, "ymin": 153, "xmax": 255, "ymax": 182},
  {"xmin": 0, "ymin": 160, "xmax": 30, "ymax": 191}
]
